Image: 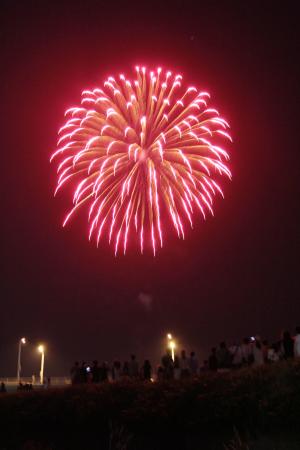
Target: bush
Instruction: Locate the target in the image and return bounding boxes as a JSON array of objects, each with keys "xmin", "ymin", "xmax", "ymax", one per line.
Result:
[{"xmin": 1, "ymin": 361, "xmax": 300, "ymax": 449}]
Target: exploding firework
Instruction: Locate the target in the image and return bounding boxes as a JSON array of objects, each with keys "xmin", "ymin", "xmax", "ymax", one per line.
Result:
[{"xmin": 51, "ymin": 66, "xmax": 232, "ymax": 255}]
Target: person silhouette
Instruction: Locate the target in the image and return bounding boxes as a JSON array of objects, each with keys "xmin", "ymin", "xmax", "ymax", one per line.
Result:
[
  {"xmin": 142, "ymin": 360, "xmax": 152, "ymax": 380},
  {"xmin": 91, "ymin": 360, "xmax": 100, "ymax": 383}
]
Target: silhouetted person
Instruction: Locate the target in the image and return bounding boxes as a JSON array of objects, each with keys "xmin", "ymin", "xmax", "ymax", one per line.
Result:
[
  {"xmin": 208, "ymin": 347, "xmax": 218, "ymax": 371},
  {"xmin": 123, "ymin": 361, "xmax": 129, "ymax": 377},
  {"xmin": 71, "ymin": 361, "xmax": 80, "ymax": 384},
  {"xmin": 201, "ymin": 360, "xmax": 209, "ymax": 372},
  {"xmin": 241, "ymin": 338, "xmax": 253, "ymax": 366},
  {"xmin": 79, "ymin": 362, "xmax": 88, "ymax": 383},
  {"xmin": 91, "ymin": 360, "xmax": 100, "ymax": 383},
  {"xmin": 180, "ymin": 350, "xmax": 190, "ymax": 378},
  {"xmin": 0, "ymin": 382, "xmax": 6, "ymax": 393},
  {"xmin": 262, "ymin": 340, "xmax": 269, "ymax": 363},
  {"xmin": 253, "ymin": 339, "xmax": 264, "ymax": 366},
  {"xmin": 128, "ymin": 354, "xmax": 139, "ymax": 378},
  {"xmin": 100, "ymin": 362, "xmax": 109, "ymax": 381},
  {"xmin": 268, "ymin": 342, "xmax": 280, "ymax": 362},
  {"xmin": 112, "ymin": 360, "xmax": 122, "ymax": 381},
  {"xmin": 157, "ymin": 365, "xmax": 164, "ymax": 382},
  {"xmin": 142, "ymin": 360, "xmax": 152, "ymax": 380},
  {"xmin": 161, "ymin": 349, "xmax": 174, "ymax": 380},
  {"xmin": 294, "ymin": 327, "xmax": 300, "ymax": 359},
  {"xmin": 217, "ymin": 342, "xmax": 231, "ymax": 369},
  {"xmin": 229, "ymin": 342, "xmax": 242, "ymax": 368},
  {"xmin": 174, "ymin": 355, "xmax": 181, "ymax": 380},
  {"xmin": 282, "ymin": 331, "xmax": 294, "ymax": 359},
  {"xmin": 188, "ymin": 351, "xmax": 199, "ymax": 376}
]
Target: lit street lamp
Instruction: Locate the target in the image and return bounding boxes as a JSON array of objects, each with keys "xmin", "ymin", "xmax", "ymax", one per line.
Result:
[
  {"xmin": 17, "ymin": 337, "xmax": 26, "ymax": 383},
  {"xmin": 167, "ymin": 333, "xmax": 176, "ymax": 361},
  {"xmin": 169, "ymin": 340, "xmax": 176, "ymax": 361},
  {"xmin": 38, "ymin": 345, "xmax": 45, "ymax": 385}
]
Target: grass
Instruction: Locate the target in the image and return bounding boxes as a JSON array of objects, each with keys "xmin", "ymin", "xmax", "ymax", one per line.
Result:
[{"xmin": 0, "ymin": 361, "xmax": 300, "ymax": 449}]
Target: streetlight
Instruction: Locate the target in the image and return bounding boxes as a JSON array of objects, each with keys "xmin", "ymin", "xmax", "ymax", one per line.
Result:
[
  {"xmin": 167, "ymin": 333, "xmax": 176, "ymax": 361},
  {"xmin": 17, "ymin": 337, "xmax": 26, "ymax": 383},
  {"xmin": 38, "ymin": 345, "xmax": 45, "ymax": 385},
  {"xmin": 169, "ymin": 340, "xmax": 176, "ymax": 361}
]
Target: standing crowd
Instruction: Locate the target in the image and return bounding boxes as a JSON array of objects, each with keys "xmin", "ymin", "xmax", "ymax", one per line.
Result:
[
  {"xmin": 70, "ymin": 354, "xmax": 152, "ymax": 384},
  {"xmin": 206, "ymin": 326, "xmax": 300, "ymax": 372},
  {"xmin": 70, "ymin": 326, "xmax": 300, "ymax": 384}
]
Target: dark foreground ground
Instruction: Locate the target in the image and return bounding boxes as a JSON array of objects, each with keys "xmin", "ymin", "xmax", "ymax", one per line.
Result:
[{"xmin": 1, "ymin": 362, "xmax": 300, "ymax": 450}]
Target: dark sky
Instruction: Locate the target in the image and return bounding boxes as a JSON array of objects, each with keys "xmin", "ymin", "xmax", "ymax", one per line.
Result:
[{"xmin": 1, "ymin": 0, "xmax": 299, "ymax": 376}]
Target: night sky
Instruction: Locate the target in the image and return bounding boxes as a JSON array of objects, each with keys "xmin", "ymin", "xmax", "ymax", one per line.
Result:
[{"xmin": 1, "ymin": 1, "xmax": 299, "ymax": 376}]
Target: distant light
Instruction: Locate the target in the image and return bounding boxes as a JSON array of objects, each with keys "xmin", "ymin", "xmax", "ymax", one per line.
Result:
[
  {"xmin": 38, "ymin": 345, "xmax": 44, "ymax": 353},
  {"xmin": 21, "ymin": 337, "xmax": 26, "ymax": 344},
  {"xmin": 170, "ymin": 340, "xmax": 176, "ymax": 350},
  {"xmin": 167, "ymin": 333, "xmax": 172, "ymax": 340}
]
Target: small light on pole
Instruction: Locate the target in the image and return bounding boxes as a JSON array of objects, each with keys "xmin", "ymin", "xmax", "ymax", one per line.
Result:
[
  {"xmin": 17, "ymin": 337, "xmax": 26, "ymax": 383},
  {"xmin": 38, "ymin": 345, "xmax": 45, "ymax": 385}
]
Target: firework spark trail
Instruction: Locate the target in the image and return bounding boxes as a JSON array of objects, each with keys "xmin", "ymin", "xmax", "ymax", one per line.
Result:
[{"xmin": 51, "ymin": 66, "xmax": 232, "ymax": 254}]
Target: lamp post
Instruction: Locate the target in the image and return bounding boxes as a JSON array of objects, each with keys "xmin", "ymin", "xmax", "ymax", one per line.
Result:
[
  {"xmin": 167, "ymin": 333, "xmax": 176, "ymax": 361},
  {"xmin": 17, "ymin": 337, "xmax": 26, "ymax": 383},
  {"xmin": 169, "ymin": 340, "xmax": 176, "ymax": 361},
  {"xmin": 38, "ymin": 345, "xmax": 45, "ymax": 385}
]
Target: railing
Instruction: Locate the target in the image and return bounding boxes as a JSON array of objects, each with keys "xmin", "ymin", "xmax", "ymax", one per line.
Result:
[{"xmin": 0, "ymin": 377, "xmax": 71, "ymax": 386}]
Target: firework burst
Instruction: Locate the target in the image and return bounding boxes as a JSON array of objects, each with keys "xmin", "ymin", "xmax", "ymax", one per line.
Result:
[{"xmin": 51, "ymin": 66, "xmax": 232, "ymax": 255}]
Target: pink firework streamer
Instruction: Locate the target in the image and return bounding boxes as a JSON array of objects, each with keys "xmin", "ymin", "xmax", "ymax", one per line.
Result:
[{"xmin": 51, "ymin": 66, "xmax": 232, "ymax": 255}]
